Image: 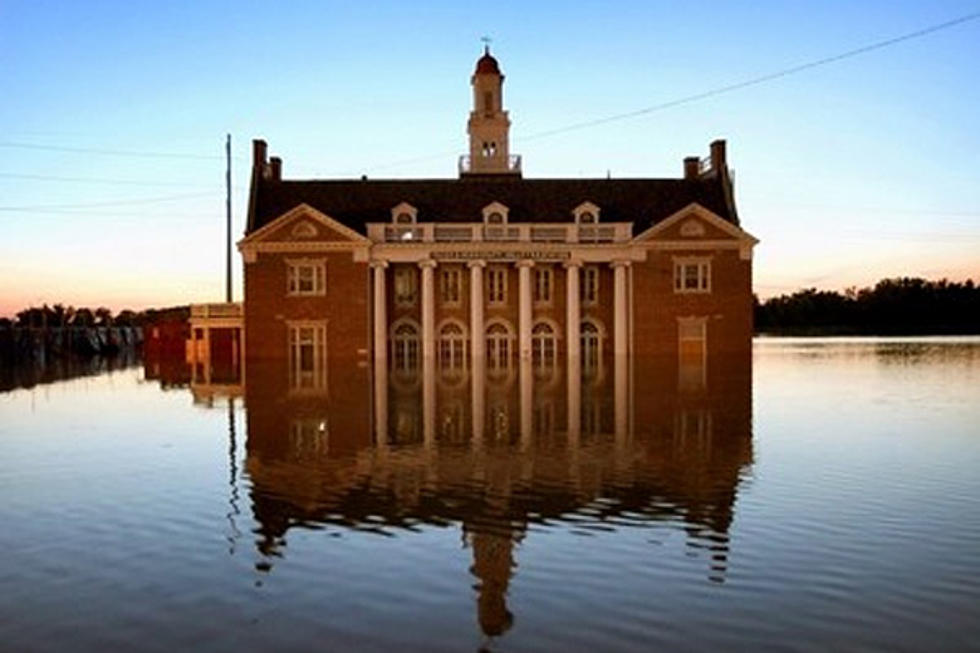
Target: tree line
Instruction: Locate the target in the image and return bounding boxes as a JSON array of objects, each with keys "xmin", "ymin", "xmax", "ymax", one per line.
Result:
[
  {"xmin": 755, "ymin": 277, "xmax": 980, "ymax": 335},
  {"xmin": 0, "ymin": 304, "xmax": 188, "ymax": 330}
]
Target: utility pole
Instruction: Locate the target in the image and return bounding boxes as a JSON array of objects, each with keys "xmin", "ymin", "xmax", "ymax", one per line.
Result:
[{"xmin": 225, "ymin": 134, "xmax": 232, "ymax": 303}]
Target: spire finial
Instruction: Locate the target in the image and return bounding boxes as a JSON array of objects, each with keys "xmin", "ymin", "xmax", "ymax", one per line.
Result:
[{"xmin": 480, "ymin": 35, "xmax": 492, "ymax": 55}]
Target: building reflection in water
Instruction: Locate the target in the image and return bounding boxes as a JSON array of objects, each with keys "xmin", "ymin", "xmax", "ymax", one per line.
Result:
[{"xmin": 235, "ymin": 344, "xmax": 752, "ymax": 641}]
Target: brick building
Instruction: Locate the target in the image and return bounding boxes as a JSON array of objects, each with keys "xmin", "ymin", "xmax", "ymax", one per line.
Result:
[{"xmin": 237, "ymin": 48, "xmax": 757, "ymax": 405}]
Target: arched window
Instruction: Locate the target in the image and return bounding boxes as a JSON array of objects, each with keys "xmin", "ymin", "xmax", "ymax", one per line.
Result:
[
  {"xmin": 438, "ymin": 322, "xmax": 467, "ymax": 377},
  {"xmin": 486, "ymin": 321, "xmax": 512, "ymax": 377},
  {"xmin": 581, "ymin": 320, "xmax": 602, "ymax": 378},
  {"xmin": 391, "ymin": 321, "xmax": 420, "ymax": 375},
  {"xmin": 531, "ymin": 322, "xmax": 557, "ymax": 376}
]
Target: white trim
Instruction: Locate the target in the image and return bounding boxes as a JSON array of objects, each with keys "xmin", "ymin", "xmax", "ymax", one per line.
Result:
[
  {"xmin": 286, "ymin": 319, "xmax": 328, "ymax": 395},
  {"xmin": 438, "ymin": 265, "xmax": 463, "ymax": 307},
  {"xmin": 633, "ymin": 202, "xmax": 758, "ymax": 245},
  {"xmin": 673, "ymin": 255, "xmax": 712, "ymax": 294},
  {"xmin": 286, "ymin": 257, "xmax": 327, "ymax": 297},
  {"xmin": 391, "ymin": 202, "xmax": 418, "ymax": 224},
  {"xmin": 572, "ymin": 201, "xmax": 601, "ymax": 224},
  {"xmin": 532, "ymin": 265, "xmax": 555, "ymax": 306},
  {"xmin": 239, "ymin": 203, "xmax": 371, "ymax": 246},
  {"xmin": 482, "ymin": 201, "xmax": 510, "ymax": 224}
]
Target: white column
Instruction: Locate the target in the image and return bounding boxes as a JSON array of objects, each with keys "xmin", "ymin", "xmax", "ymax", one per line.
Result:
[
  {"xmin": 419, "ymin": 259, "xmax": 436, "ymax": 361},
  {"xmin": 612, "ymin": 260, "xmax": 630, "ymax": 356},
  {"xmin": 203, "ymin": 327, "xmax": 211, "ymax": 385},
  {"xmin": 469, "ymin": 260, "xmax": 486, "ymax": 366},
  {"xmin": 420, "ymin": 259, "xmax": 436, "ymax": 448},
  {"xmin": 471, "ymin": 363, "xmax": 485, "ymax": 447},
  {"xmin": 520, "ymin": 359, "xmax": 532, "ymax": 449},
  {"xmin": 517, "ymin": 260, "xmax": 533, "ymax": 359},
  {"xmin": 565, "ymin": 261, "xmax": 581, "ymax": 363},
  {"xmin": 612, "ymin": 260, "xmax": 630, "ymax": 447},
  {"xmin": 423, "ymin": 361, "xmax": 435, "ymax": 448},
  {"xmin": 565, "ymin": 260, "xmax": 582, "ymax": 442},
  {"xmin": 372, "ymin": 261, "xmax": 388, "ymax": 368},
  {"xmin": 371, "ymin": 261, "xmax": 389, "ymax": 448}
]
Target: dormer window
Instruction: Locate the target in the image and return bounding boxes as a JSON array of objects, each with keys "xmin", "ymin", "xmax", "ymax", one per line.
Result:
[
  {"xmin": 482, "ymin": 202, "xmax": 509, "ymax": 224},
  {"xmin": 572, "ymin": 201, "xmax": 601, "ymax": 224},
  {"xmin": 390, "ymin": 201, "xmax": 418, "ymax": 224}
]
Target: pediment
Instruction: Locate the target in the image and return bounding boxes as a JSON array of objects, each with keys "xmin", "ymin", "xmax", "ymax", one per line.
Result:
[
  {"xmin": 634, "ymin": 203, "xmax": 757, "ymax": 243},
  {"xmin": 241, "ymin": 204, "xmax": 370, "ymax": 245}
]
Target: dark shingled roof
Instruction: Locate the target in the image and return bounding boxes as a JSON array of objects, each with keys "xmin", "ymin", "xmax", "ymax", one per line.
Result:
[{"xmin": 248, "ymin": 174, "xmax": 738, "ymax": 236}]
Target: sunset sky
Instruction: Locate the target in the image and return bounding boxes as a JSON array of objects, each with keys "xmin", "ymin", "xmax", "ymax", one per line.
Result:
[{"xmin": 1, "ymin": 1, "xmax": 978, "ymax": 317}]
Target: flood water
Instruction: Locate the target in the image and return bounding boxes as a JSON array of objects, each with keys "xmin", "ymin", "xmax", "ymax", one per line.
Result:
[{"xmin": 1, "ymin": 338, "xmax": 979, "ymax": 652}]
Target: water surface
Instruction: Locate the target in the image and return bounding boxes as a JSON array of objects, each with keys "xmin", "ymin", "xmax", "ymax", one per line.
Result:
[{"xmin": 1, "ymin": 338, "xmax": 978, "ymax": 651}]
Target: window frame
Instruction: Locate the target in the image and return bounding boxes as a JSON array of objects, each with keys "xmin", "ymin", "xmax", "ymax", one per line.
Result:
[
  {"xmin": 394, "ymin": 266, "xmax": 419, "ymax": 307},
  {"xmin": 533, "ymin": 266, "xmax": 553, "ymax": 306},
  {"xmin": 486, "ymin": 266, "xmax": 508, "ymax": 306},
  {"xmin": 673, "ymin": 257, "xmax": 712, "ymax": 294},
  {"xmin": 286, "ymin": 258, "xmax": 326, "ymax": 297},
  {"xmin": 581, "ymin": 265, "xmax": 600, "ymax": 306},
  {"xmin": 287, "ymin": 320, "xmax": 327, "ymax": 393},
  {"xmin": 439, "ymin": 266, "xmax": 462, "ymax": 306}
]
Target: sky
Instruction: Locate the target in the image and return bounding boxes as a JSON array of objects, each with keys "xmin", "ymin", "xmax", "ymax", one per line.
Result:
[{"xmin": 1, "ymin": 1, "xmax": 978, "ymax": 317}]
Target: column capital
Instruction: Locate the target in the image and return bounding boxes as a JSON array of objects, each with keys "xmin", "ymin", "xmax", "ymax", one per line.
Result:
[
  {"xmin": 466, "ymin": 259, "xmax": 487, "ymax": 269},
  {"xmin": 610, "ymin": 259, "xmax": 631, "ymax": 269},
  {"xmin": 516, "ymin": 259, "xmax": 536, "ymax": 268},
  {"xmin": 563, "ymin": 259, "xmax": 583, "ymax": 269},
  {"xmin": 418, "ymin": 259, "xmax": 437, "ymax": 269},
  {"xmin": 369, "ymin": 260, "xmax": 389, "ymax": 269}
]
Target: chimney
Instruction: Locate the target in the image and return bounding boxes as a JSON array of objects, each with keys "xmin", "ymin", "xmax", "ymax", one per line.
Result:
[
  {"xmin": 252, "ymin": 139, "xmax": 268, "ymax": 170},
  {"xmin": 270, "ymin": 156, "xmax": 282, "ymax": 181},
  {"xmin": 683, "ymin": 156, "xmax": 700, "ymax": 180},
  {"xmin": 710, "ymin": 139, "xmax": 727, "ymax": 171}
]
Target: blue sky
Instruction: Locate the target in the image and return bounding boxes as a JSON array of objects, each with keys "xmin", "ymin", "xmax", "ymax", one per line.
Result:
[{"xmin": 1, "ymin": 1, "xmax": 978, "ymax": 315}]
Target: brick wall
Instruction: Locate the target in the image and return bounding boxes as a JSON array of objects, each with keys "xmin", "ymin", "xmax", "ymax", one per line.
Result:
[
  {"xmin": 243, "ymin": 250, "xmax": 370, "ymax": 369},
  {"xmin": 632, "ymin": 248, "xmax": 752, "ymax": 358}
]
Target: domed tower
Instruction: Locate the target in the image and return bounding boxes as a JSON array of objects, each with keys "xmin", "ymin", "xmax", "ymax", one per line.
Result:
[{"xmin": 462, "ymin": 47, "xmax": 520, "ymax": 177}]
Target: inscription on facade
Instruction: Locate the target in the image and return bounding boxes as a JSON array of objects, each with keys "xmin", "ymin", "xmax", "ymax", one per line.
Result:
[{"xmin": 433, "ymin": 250, "xmax": 572, "ymax": 262}]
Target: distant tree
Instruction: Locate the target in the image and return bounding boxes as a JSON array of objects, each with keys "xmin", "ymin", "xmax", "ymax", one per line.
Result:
[
  {"xmin": 72, "ymin": 308, "xmax": 95, "ymax": 327},
  {"xmin": 115, "ymin": 310, "xmax": 137, "ymax": 326},
  {"xmin": 51, "ymin": 303, "xmax": 67, "ymax": 327},
  {"xmin": 95, "ymin": 307, "xmax": 112, "ymax": 326},
  {"xmin": 756, "ymin": 277, "xmax": 980, "ymax": 335}
]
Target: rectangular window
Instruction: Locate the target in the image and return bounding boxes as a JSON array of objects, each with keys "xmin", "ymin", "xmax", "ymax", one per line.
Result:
[
  {"xmin": 288, "ymin": 322, "xmax": 327, "ymax": 392},
  {"xmin": 287, "ymin": 259, "xmax": 326, "ymax": 296},
  {"xmin": 533, "ymin": 267, "xmax": 553, "ymax": 304},
  {"xmin": 673, "ymin": 258, "xmax": 711, "ymax": 293},
  {"xmin": 487, "ymin": 267, "xmax": 507, "ymax": 305},
  {"xmin": 394, "ymin": 267, "xmax": 418, "ymax": 306},
  {"xmin": 678, "ymin": 317, "xmax": 707, "ymax": 391},
  {"xmin": 440, "ymin": 267, "xmax": 461, "ymax": 305},
  {"xmin": 581, "ymin": 266, "xmax": 599, "ymax": 306}
]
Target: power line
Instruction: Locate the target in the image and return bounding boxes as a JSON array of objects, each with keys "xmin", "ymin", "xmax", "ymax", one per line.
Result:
[
  {"xmin": 0, "ymin": 141, "xmax": 245, "ymax": 161},
  {"xmin": 0, "ymin": 191, "xmax": 217, "ymax": 211},
  {"xmin": 517, "ymin": 11, "xmax": 980, "ymax": 142},
  {"xmin": 356, "ymin": 10, "xmax": 980, "ymax": 173},
  {"xmin": 0, "ymin": 172, "xmax": 222, "ymax": 188}
]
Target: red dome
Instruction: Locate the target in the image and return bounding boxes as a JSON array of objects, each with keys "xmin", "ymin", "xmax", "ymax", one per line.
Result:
[{"xmin": 475, "ymin": 49, "xmax": 501, "ymax": 75}]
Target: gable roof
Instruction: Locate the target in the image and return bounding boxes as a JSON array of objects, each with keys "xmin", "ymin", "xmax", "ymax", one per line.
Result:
[{"xmin": 247, "ymin": 174, "xmax": 738, "ymax": 236}]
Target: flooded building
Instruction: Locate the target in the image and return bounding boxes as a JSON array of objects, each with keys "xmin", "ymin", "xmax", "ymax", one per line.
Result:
[{"xmin": 235, "ymin": 49, "xmax": 758, "ymax": 394}]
